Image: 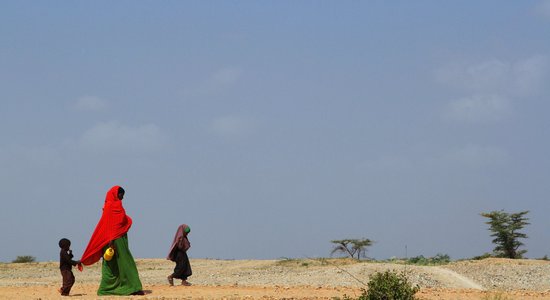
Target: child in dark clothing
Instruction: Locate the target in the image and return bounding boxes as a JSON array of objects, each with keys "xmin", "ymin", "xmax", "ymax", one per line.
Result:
[
  {"xmin": 167, "ymin": 224, "xmax": 192, "ymax": 286},
  {"xmin": 58, "ymin": 238, "xmax": 81, "ymax": 296}
]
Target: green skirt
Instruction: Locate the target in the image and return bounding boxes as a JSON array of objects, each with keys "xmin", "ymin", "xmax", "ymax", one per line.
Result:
[{"xmin": 97, "ymin": 234, "xmax": 143, "ymax": 295}]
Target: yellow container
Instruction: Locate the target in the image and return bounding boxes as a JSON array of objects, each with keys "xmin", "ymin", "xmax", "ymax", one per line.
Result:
[{"xmin": 103, "ymin": 247, "xmax": 115, "ymax": 261}]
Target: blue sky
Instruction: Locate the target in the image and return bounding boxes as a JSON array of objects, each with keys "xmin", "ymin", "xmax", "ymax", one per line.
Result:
[{"xmin": 1, "ymin": 1, "xmax": 550, "ymax": 262}]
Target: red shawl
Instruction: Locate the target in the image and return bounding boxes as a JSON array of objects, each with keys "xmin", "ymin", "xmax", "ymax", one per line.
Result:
[{"xmin": 80, "ymin": 186, "xmax": 133, "ymax": 266}]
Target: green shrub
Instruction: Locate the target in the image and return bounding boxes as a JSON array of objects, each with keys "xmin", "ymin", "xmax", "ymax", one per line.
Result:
[
  {"xmin": 407, "ymin": 253, "xmax": 450, "ymax": 265},
  {"xmin": 364, "ymin": 270, "xmax": 419, "ymax": 300},
  {"xmin": 432, "ymin": 253, "xmax": 450, "ymax": 264},
  {"xmin": 12, "ymin": 256, "xmax": 36, "ymax": 263},
  {"xmin": 406, "ymin": 255, "xmax": 426, "ymax": 264},
  {"xmin": 471, "ymin": 253, "xmax": 492, "ymax": 260}
]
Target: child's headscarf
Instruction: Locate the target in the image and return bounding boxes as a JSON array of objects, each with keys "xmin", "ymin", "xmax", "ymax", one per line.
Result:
[{"xmin": 167, "ymin": 224, "xmax": 191, "ymax": 261}]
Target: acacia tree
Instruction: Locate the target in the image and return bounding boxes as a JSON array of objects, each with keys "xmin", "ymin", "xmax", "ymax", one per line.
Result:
[
  {"xmin": 481, "ymin": 210, "xmax": 529, "ymax": 259},
  {"xmin": 330, "ymin": 238, "xmax": 373, "ymax": 260}
]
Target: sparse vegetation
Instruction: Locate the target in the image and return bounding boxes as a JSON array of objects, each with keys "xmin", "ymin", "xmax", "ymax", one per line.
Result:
[
  {"xmin": 331, "ymin": 239, "xmax": 373, "ymax": 260},
  {"xmin": 470, "ymin": 253, "xmax": 493, "ymax": 260},
  {"xmin": 407, "ymin": 253, "xmax": 451, "ymax": 265},
  {"xmin": 481, "ymin": 210, "xmax": 529, "ymax": 259},
  {"xmin": 276, "ymin": 257, "xmax": 308, "ymax": 267},
  {"xmin": 12, "ymin": 256, "xmax": 36, "ymax": 263},
  {"xmin": 276, "ymin": 257, "xmax": 356, "ymax": 267}
]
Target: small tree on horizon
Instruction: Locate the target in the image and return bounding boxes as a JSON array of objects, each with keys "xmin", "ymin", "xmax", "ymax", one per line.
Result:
[
  {"xmin": 481, "ymin": 210, "xmax": 529, "ymax": 259},
  {"xmin": 330, "ymin": 238, "xmax": 373, "ymax": 260}
]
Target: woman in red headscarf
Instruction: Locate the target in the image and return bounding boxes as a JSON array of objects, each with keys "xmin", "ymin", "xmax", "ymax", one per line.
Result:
[
  {"xmin": 167, "ymin": 224, "xmax": 192, "ymax": 286},
  {"xmin": 80, "ymin": 186, "xmax": 144, "ymax": 295}
]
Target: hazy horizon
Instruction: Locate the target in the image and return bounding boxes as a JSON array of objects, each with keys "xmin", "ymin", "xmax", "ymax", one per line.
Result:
[{"xmin": 1, "ymin": 1, "xmax": 550, "ymax": 263}]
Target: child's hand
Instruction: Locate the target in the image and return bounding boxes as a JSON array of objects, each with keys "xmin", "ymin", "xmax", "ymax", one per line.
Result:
[{"xmin": 77, "ymin": 263, "xmax": 83, "ymax": 272}]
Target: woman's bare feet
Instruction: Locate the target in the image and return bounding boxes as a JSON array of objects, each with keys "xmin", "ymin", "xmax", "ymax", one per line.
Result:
[
  {"xmin": 167, "ymin": 275, "xmax": 174, "ymax": 286},
  {"xmin": 181, "ymin": 280, "xmax": 191, "ymax": 286},
  {"xmin": 131, "ymin": 290, "xmax": 145, "ymax": 295}
]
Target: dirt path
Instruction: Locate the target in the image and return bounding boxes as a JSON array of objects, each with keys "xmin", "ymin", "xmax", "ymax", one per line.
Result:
[
  {"xmin": 2, "ymin": 284, "xmax": 550, "ymax": 300},
  {"xmin": 430, "ymin": 266, "xmax": 485, "ymax": 290}
]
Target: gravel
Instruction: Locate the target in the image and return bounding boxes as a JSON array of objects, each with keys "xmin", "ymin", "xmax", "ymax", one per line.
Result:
[{"xmin": 2, "ymin": 257, "xmax": 550, "ymax": 292}]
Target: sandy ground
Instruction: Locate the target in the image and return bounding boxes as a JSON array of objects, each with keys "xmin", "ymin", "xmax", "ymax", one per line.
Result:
[{"xmin": 2, "ymin": 258, "xmax": 550, "ymax": 299}]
